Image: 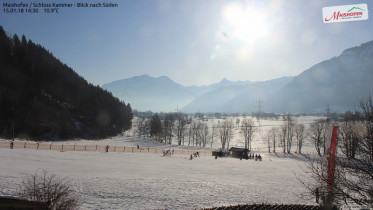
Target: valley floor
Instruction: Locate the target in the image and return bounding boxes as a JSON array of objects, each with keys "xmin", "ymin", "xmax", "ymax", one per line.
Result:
[{"xmin": 0, "ymin": 137, "xmax": 316, "ymax": 209}]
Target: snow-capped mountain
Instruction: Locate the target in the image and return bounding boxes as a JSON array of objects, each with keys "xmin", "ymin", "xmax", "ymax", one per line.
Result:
[
  {"xmin": 102, "ymin": 75, "xmax": 254, "ymax": 112},
  {"xmin": 182, "ymin": 77, "xmax": 293, "ymax": 113},
  {"xmin": 103, "ymin": 40, "xmax": 373, "ymax": 113},
  {"xmin": 102, "ymin": 74, "xmax": 195, "ymax": 112}
]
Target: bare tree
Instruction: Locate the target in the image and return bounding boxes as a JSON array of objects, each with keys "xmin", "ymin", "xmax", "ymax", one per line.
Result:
[
  {"xmin": 308, "ymin": 120, "xmax": 329, "ymax": 156},
  {"xmin": 295, "ymin": 123, "xmax": 305, "ymax": 154},
  {"xmin": 286, "ymin": 115, "xmax": 296, "ymax": 153},
  {"xmin": 280, "ymin": 114, "xmax": 296, "ymax": 153},
  {"xmin": 150, "ymin": 114, "xmax": 162, "ymax": 141},
  {"xmin": 199, "ymin": 122, "xmax": 209, "ymax": 147},
  {"xmin": 300, "ymin": 96, "xmax": 373, "ymax": 207},
  {"xmin": 358, "ymin": 96, "xmax": 373, "ymax": 161},
  {"xmin": 266, "ymin": 129, "xmax": 271, "ymax": 153},
  {"xmin": 218, "ymin": 119, "xmax": 234, "ymax": 149},
  {"xmin": 300, "ymin": 151, "xmax": 373, "ymax": 207},
  {"xmin": 240, "ymin": 118, "xmax": 256, "ymax": 150},
  {"xmin": 210, "ymin": 122, "xmax": 218, "ymax": 148},
  {"xmin": 163, "ymin": 113, "xmax": 175, "ymax": 144},
  {"xmin": 174, "ymin": 113, "xmax": 187, "ymax": 145},
  {"xmin": 190, "ymin": 120, "xmax": 199, "ymax": 146},
  {"xmin": 18, "ymin": 169, "xmax": 81, "ymax": 210},
  {"xmin": 186, "ymin": 119, "xmax": 204, "ymax": 147},
  {"xmin": 280, "ymin": 123, "xmax": 287, "ymax": 153},
  {"xmin": 187, "ymin": 124, "xmax": 191, "ymax": 146},
  {"xmin": 235, "ymin": 118, "xmax": 240, "ymax": 128},
  {"xmin": 196, "ymin": 121, "xmax": 203, "ymax": 147},
  {"xmin": 267, "ymin": 127, "xmax": 278, "ymax": 153},
  {"xmin": 338, "ymin": 111, "xmax": 359, "ymax": 159},
  {"xmin": 226, "ymin": 119, "xmax": 235, "ymax": 149},
  {"xmin": 136, "ymin": 117, "xmax": 150, "ymax": 138}
]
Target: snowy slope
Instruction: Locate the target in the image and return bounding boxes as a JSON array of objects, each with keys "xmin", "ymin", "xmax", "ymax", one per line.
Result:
[{"xmin": 269, "ymin": 40, "xmax": 373, "ymax": 113}]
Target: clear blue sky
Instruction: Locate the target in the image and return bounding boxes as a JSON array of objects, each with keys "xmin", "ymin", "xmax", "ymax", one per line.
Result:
[{"xmin": 1, "ymin": 0, "xmax": 372, "ymax": 86}]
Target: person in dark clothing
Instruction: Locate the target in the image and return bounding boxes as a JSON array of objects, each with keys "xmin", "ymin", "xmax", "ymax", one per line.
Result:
[{"xmin": 105, "ymin": 145, "xmax": 109, "ymax": 152}]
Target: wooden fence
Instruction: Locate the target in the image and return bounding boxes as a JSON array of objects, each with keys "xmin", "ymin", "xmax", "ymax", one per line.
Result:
[{"xmin": 0, "ymin": 141, "xmax": 212, "ymax": 156}]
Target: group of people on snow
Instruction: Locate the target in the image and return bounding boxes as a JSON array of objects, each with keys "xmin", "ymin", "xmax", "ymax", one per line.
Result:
[
  {"xmin": 240, "ymin": 153, "xmax": 262, "ymax": 161},
  {"xmin": 190, "ymin": 151, "xmax": 200, "ymax": 160},
  {"xmin": 163, "ymin": 149, "xmax": 174, "ymax": 156}
]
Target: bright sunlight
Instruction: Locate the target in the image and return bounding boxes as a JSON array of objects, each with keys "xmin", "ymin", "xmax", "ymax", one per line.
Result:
[{"xmin": 223, "ymin": 3, "xmax": 271, "ymax": 43}]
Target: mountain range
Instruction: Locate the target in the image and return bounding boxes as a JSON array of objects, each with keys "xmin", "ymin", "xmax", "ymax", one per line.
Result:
[{"xmin": 102, "ymin": 40, "xmax": 373, "ymax": 113}]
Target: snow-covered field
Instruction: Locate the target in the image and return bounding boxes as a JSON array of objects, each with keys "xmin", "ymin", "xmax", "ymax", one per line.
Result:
[
  {"xmin": 0, "ymin": 144, "xmax": 316, "ymax": 209},
  {"xmin": 0, "ymin": 116, "xmax": 322, "ymax": 209},
  {"xmin": 0, "ymin": 148, "xmax": 314, "ymax": 209}
]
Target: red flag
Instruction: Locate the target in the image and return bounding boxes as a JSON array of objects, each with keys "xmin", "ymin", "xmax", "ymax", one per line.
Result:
[{"xmin": 327, "ymin": 126, "xmax": 338, "ymax": 190}]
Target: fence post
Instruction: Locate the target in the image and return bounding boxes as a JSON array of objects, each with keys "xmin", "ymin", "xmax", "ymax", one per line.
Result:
[
  {"xmin": 50, "ymin": 144, "xmax": 52, "ymax": 150},
  {"xmin": 37, "ymin": 143, "xmax": 39, "ymax": 150},
  {"xmin": 123, "ymin": 146, "xmax": 125, "ymax": 152},
  {"xmin": 74, "ymin": 145, "xmax": 75, "ymax": 151},
  {"xmin": 24, "ymin": 142, "xmax": 26, "ymax": 148},
  {"xmin": 85, "ymin": 145, "xmax": 87, "ymax": 151},
  {"xmin": 96, "ymin": 145, "xmax": 97, "ymax": 151},
  {"xmin": 61, "ymin": 144, "xmax": 64, "ymax": 151}
]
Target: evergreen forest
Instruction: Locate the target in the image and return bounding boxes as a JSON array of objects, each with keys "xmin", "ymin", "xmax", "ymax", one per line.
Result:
[{"xmin": 0, "ymin": 26, "xmax": 133, "ymax": 140}]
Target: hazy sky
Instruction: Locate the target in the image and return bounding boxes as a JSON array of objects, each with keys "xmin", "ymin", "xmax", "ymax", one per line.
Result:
[{"xmin": 1, "ymin": 0, "xmax": 372, "ymax": 86}]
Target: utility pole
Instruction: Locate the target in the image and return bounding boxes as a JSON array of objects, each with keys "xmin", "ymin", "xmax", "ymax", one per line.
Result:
[
  {"xmin": 326, "ymin": 104, "xmax": 331, "ymax": 121},
  {"xmin": 256, "ymin": 98, "xmax": 264, "ymax": 120}
]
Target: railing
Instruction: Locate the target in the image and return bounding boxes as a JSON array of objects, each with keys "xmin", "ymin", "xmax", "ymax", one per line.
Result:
[{"xmin": 0, "ymin": 141, "xmax": 212, "ymax": 156}]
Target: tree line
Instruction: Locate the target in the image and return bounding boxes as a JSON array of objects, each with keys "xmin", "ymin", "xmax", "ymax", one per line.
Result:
[
  {"xmin": 135, "ymin": 106, "xmax": 371, "ymax": 161},
  {"xmin": 0, "ymin": 26, "xmax": 133, "ymax": 140},
  {"xmin": 135, "ymin": 112, "xmax": 261, "ymax": 152}
]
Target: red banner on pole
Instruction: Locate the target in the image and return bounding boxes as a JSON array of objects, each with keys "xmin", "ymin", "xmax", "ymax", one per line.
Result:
[{"xmin": 327, "ymin": 126, "xmax": 338, "ymax": 190}]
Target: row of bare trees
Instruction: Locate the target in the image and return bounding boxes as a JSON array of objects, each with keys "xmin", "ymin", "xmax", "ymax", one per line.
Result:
[
  {"xmin": 266, "ymin": 116, "xmax": 349, "ymax": 156},
  {"xmin": 265, "ymin": 115, "xmax": 307, "ymax": 154},
  {"xmin": 140, "ymin": 112, "xmax": 332, "ymax": 154},
  {"xmin": 138, "ymin": 111, "xmax": 366, "ymax": 158},
  {"xmin": 135, "ymin": 113, "xmax": 236, "ymax": 148},
  {"xmin": 136, "ymin": 114, "xmax": 260, "ymax": 150}
]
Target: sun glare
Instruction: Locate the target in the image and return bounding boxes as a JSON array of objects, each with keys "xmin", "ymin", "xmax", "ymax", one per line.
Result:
[{"xmin": 223, "ymin": 4, "xmax": 270, "ymax": 43}]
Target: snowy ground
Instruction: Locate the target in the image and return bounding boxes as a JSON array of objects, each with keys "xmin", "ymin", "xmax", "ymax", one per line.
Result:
[
  {"xmin": 0, "ymin": 116, "xmax": 323, "ymax": 209},
  {"xmin": 0, "ymin": 145, "xmax": 315, "ymax": 209}
]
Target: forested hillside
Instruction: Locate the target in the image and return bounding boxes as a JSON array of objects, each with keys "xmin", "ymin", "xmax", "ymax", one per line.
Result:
[{"xmin": 0, "ymin": 26, "xmax": 132, "ymax": 140}]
